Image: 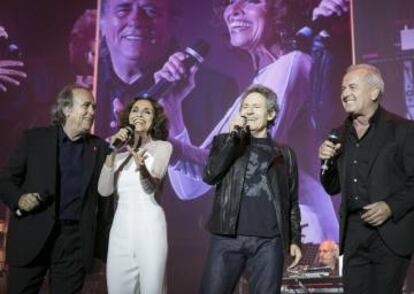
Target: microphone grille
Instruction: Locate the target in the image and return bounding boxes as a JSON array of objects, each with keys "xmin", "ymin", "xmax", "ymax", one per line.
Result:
[
  {"xmin": 193, "ymin": 40, "xmax": 210, "ymax": 56},
  {"xmin": 327, "ymin": 130, "xmax": 339, "ymax": 144},
  {"xmin": 125, "ymin": 124, "xmax": 135, "ymax": 134}
]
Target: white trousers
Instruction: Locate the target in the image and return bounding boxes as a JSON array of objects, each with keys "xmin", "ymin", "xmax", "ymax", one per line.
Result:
[{"xmin": 106, "ymin": 200, "xmax": 168, "ymax": 294}]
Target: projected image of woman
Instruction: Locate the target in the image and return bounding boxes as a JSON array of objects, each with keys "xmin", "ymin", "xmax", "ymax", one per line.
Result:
[{"xmin": 155, "ymin": 0, "xmax": 345, "ymax": 243}]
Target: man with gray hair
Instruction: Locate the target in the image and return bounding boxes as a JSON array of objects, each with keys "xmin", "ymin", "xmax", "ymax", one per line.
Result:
[
  {"xmin": 200, "ymin": 85, "xmax": 302, "ymax": 294},
  {"xmin": 0, "ymin": 84, "xmax": 113, "ymax": 293},
  {"xmin": 317, "ymin": 239, "xmax": 339, "ymax": 272},
  {"xmin": 319, "ymin": 63, "xmax": 414, "ymax": 294},
  {"xmin": 96, "ymin": 0, "xmax": 237, "ymax": 140}
]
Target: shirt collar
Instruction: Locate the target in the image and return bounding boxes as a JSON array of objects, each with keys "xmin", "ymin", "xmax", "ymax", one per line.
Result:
[
  {"xmin": 345, "ymin": 106, "xmax": 381, "ymax": 129},
  {"xmin": 58, "ymin": 126, "xmax": 85, "ymax": 144},
  {"xmin": 250, "ymin": 134, "xmax": 272, "ymax": 146}
]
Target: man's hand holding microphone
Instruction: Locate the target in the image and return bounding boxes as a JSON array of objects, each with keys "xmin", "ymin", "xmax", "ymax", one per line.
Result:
[
  {"xmin": 16, "ymin": 192, "xmax": 51, "ymax": 216},
  {"xmin": 318, "ymin": 132, "xmax": 341, "ymax": 175},
  {"xmin": 229, "ymin": 115, "xmax": 250, "ymax": 139},
  {"xmin": 17, "ymin": 193, "xmax": 40, "ymax": 216}
]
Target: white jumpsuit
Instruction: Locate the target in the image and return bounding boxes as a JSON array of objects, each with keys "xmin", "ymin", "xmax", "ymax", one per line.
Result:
[{"xmin": 98, "ymin": 140, "xmax": 172, "ymax": 294}]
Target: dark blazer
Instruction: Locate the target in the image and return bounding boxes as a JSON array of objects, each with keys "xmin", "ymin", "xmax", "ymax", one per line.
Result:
[
  {"xmin": 0, "ymin": 126, "xmax": 113, "ymax": 271},
  {"xmin": 321, "ymin": 107, "xmax": 414, "ymax": 256},
  {"xmin": 203, "ymin": 133, "xmax": 301, "ymax": 251}
]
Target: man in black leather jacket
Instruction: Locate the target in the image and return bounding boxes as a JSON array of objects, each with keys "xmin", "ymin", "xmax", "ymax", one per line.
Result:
[{"xmin": 199, "ymin": 85, "xmax": 302, "ymax": 294}]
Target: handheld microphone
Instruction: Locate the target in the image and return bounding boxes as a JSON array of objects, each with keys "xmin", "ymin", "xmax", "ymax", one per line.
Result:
[
  {"xmin": 294, "ymin": 13, "xmax": 348, "ymax": 51},
  {"xmin": 16, "ymin": 192, "xmax": 52, "ymax": 217},
  {"xmin": 321, "ymin": 130, "xmax": 339, "ymax": 175},
  {"xmin": 230, "ymin": 116, "xmax": 249, "ymax": 138},
  {"xmin": 109, "ymin": 124, "xmax": 135, "ymax": 151},
  {"xmin": 142, "ymin": 39, "xmax": 210, "ymax": 99},
  {"xmin": 0, "ymin": 38, "xmax": 23, "ymax": 59},
  {"xmin": 297, "ymin": 10, "xmax": 349, "ymax": 38}
]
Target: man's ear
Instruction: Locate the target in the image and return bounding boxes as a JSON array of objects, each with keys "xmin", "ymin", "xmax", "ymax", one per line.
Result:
[
  {"xmin": 267, "ymin": 110, "xmax": 276, "ymax": 122},
  {"xmin": 63, "ymin": 106, "xmax": 72, "ymax": 117},
  {"xmin": 370, "ymin": 88, "xmax": 381, "ymax": 102}
]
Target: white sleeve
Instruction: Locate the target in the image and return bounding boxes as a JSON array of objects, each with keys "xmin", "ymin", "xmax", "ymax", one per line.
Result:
[
  {"xmin": 267, "ymin": 51, "xmax": 312, "ymax": 140},
  {"xmin": 144, "ymin": 141, "xmax": 173, "ymax": 180},
  {"xmin": 167, "ymin": 98, "xmax": 242, "ymax": 200},
  {"xmin": 97, "ymin": 164, "xmax": 115, "ymax": 197}
]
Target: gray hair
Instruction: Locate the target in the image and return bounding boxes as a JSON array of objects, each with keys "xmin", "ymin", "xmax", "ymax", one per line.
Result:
[
  {"xmin": 50, "ymin": 84, "xmax": 89, "ymax": 126},
  {"xmin": 240, "ymin": 85, "xmax": 280, "ymax": 128},
  {"xmin": 346, "ymin": 63, "xmax": 384, "ymax": 98}
]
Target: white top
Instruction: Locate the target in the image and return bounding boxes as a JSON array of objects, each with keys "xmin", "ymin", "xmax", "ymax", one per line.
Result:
[{"xmin": 98, "ymin": 140, "xmax": 173, "ymax": 198}]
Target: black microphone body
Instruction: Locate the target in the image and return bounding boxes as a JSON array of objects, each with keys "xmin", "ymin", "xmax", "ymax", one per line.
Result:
[
  {"xmin": 230, "ymin": 126, "xmax": 251, "ymax": 144},
  {"xmin": 294, "ymin": 13, "xmax": 348, "ymax": 51},
  {"xmin": 142, "ymin": 40, "xmax": 210, "ymax": 99},
  {"xmin": 0, "ymin": 37, "xmax": 23, "ymax": 59},
  {"xmin": 109, "ymin": 124, "xmax": 135, "ymax": 151},
  {"xmin": 230, "ymin": 116, "xmax": 249, "ymax": 138},
  {"xmin": 321, "ymin": 131, "xmax": 340, "ymax": 175},
  {"xmin": 230, "ymin": 125, "xmax": 244, "ymax": 138},
  {"xmin": 297, "ymin": 12, "xmax": 348, "ymax": 38}
]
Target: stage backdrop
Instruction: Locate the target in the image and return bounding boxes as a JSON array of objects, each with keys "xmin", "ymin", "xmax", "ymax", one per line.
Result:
[
  {"xmin": 1, "ymin": 0, "xmax": 351, "ymax": 293},
  {"xmin": 2, "ymin": 0, "xmax": 413, "ymax": 293},
  {"xmin": 0, "ymin": 0, "xmax": 101, "ymax": 292},
  {"xmin": 95, "ymin": 0, "xmax": 350, "ymax": 293}
]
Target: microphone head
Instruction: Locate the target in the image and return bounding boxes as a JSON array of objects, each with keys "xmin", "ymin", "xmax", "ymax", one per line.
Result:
[
  {"xmin": 327, "ymin": 131, "xmax": 339, "ymax": 144},
  {"xmin": 192, "ymin": 39, "xmax": 210, "ymax": 57},
  {"xmin": 109, "ymin": 123, "xmax": 136, "ymax": 151},
  {"xmin": 124, "ymin": 123, "xmax": 135, "ymax": 135},
  {"xmin": 0, "ymin": 38, "xmax": 23, "ymax": 59},
  {"xmin": 185, "ymin": 39, "xmax": 210, "ymax": 63},
  {"xmin": 38, "ymin": 191, "xmax": 53, "ymax": 202}
]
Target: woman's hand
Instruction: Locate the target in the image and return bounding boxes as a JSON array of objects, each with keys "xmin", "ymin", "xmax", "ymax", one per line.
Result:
[
  {"xmin": 312, "ymin": 0, "xmax": 350, "ymax": 21},
  {"xmin": 0, "ymin": 60, "xmax": 27, "ymax": 92},
  {"xmin": 127, "ymin": 145, "xmax": 147, "ymax": 171},
  {"xmin": 154, "ymin": 51, "xmax": 198, "ymax": 104},
  {"xmin": 0, "ymin": 26, "xmax": 27, "ymax": 92},
  {"xmin": 104, "ymin": 128, "xmax": 133, "ymax": 168},
  {"xmin": 0, "ymin": 26, "xmax": 8, "ymax": 39},
  {"xmin": 110, "ymin": 128, "xmax": 131, "ymax": 146},
  {"xmin": 154, "ymin": 51, "xmax": 199, "ymax": 136}
]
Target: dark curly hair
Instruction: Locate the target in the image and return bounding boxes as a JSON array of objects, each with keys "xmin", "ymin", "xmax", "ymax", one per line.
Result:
[{"xmin": 119, "ymin": 97, "xmax": 169, "ymax": 141}]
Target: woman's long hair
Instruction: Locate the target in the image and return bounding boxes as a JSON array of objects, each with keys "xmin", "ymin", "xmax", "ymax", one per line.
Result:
[{"xmin": 119, "ymin": 97, "xmax": 169, "ymax": 141}]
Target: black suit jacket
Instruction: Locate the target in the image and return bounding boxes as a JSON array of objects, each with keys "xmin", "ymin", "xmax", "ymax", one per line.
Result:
[
  {"xmin": 0, "ymin": 126, "xmax": 113, "ymax": 271},
  {"xmin": 321, "ymin": 107, "xmax": 414, "ymax": 256}
]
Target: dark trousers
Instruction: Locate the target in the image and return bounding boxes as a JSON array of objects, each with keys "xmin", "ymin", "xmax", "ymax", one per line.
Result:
[
  {"xmin": 8, "ymin": 221, "xmax": 86, "ymax": 294},
  {"xmin": 199, "ymin": 234, "xmax": 284, "ymax": 294},
  {"xmin": 343, "ymin": 215, "xmax": 411, "ymax": 294}
]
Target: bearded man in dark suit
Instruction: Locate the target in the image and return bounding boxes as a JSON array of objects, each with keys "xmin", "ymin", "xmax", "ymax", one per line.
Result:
[{"xmin": 0, "ymin": 84, "xmax": 113, "ymax": 293}]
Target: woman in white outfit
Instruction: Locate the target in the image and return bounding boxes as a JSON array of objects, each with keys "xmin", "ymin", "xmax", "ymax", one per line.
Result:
[{"xmin": 98, "ymin": 97, "xmax": 172, "ymax": 294}]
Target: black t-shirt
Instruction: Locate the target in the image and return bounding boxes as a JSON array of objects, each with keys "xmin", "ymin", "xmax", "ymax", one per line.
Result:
[{"xmin": 237, "ymin": 136, "xmax": 280, "ymax": 237}]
